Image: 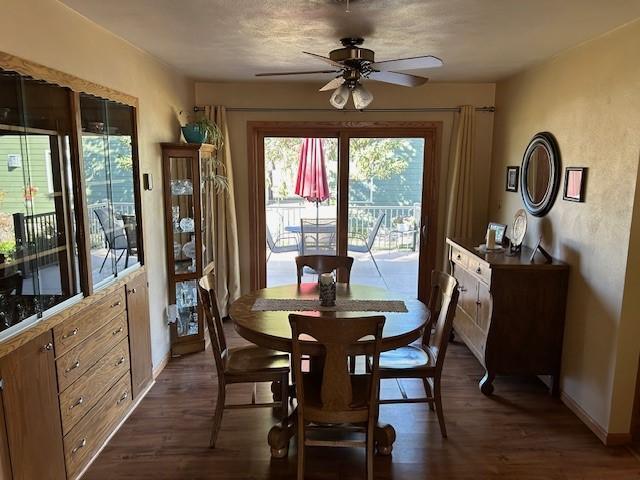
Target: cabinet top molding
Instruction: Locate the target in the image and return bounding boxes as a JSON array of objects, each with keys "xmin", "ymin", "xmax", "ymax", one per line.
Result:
[{"xmin": 0, "ymin": 51, "xmax": 138, "ymax": 107}]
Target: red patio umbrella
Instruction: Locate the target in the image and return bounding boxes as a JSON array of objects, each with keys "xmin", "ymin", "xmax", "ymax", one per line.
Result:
[{"xmin": 294, "ymin": 138, "xmax": 329, "ymax": 225}]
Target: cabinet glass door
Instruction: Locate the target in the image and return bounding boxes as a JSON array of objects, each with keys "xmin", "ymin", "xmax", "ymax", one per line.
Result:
[
  {"xmin": 0, "ymin": 69, "xmax": 80, "ymax": 332},
  {"xmin": 175, "ymin": 279, "xmax": 199, "ymax": 337},
  {"xmin": 80, "ymin": 94, "xmax": 140, "ymax": 288},
  {"xmin": 169, "ymin": 156, "xmax": 197, "ymax": 275}
]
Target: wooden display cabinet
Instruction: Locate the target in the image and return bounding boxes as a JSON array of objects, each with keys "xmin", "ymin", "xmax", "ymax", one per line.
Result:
[{"xmin": 161, "ymin": 143, "xmax": 215, "ymax": 356}]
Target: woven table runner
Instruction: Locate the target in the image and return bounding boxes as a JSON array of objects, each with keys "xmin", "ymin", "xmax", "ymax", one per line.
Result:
[{"xmin": 251, "ymin": 298, "xmax": 408, "ymax": 313}]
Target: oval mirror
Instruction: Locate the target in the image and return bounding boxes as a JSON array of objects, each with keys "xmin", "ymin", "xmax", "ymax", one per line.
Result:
[{"xmin": 521, "ymin": 132, "xmax": 560, "ymax": 217}]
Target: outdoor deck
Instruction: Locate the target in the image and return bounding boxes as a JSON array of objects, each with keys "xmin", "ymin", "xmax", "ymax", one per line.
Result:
[{"xmin": 267, "ymin": 249, "xmax": 420, "ymax": 296}]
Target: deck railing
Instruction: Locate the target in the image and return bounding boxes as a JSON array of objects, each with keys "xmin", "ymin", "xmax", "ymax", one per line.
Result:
[{"xmin": 266, "ymin": 203, "xmax": 421, "ymax": 251}]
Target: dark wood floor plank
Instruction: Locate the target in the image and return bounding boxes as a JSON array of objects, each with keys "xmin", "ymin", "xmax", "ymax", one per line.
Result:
[{"xmin": 86, "ymin": 323, "xmax": 640, "ymax": 479}]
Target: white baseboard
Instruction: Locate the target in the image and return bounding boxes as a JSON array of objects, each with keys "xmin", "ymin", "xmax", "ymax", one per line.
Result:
[
  {"xmin": 560, "ymin": 391, "xmax": 632, "ymax": 446},
  {"xmin": 153, "ymin": 350, "xmax": 171, "ymax": 379}
]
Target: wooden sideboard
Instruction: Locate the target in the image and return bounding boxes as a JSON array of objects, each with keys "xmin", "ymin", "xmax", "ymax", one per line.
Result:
[
  {"xmin": 447, "ymin": 238, "xmax": 569, "ymax": 395},
  {"xmin": 0, "ymin": 268, "xmax": 153, "ymax": 480}
]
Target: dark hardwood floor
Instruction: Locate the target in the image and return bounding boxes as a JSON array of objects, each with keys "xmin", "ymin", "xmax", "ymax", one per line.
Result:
[{"xmin": 86, "ymin": 324, "xmax": 640, "ymax": 479}]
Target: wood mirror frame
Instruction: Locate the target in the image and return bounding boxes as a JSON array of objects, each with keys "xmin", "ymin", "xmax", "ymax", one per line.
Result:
[{"xmin": 520, "ymin": 132, "xmax": 561, "ymax": 217}]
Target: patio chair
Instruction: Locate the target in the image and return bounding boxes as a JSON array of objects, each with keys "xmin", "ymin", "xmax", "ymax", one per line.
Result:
[
  {"xmin": 300, "ymin": 218, "xmax": 336, "ymax": 255},
  {"xmin": 94, "ymin": 206, "xmax": 131, "ymax": 272},
  {"xmin": 266, "ymin": 226, "xmax": 299, "ymax": 262},
  {"xmin": 348, "ymin": 213, "xmax": 385, "ymax": 279}
]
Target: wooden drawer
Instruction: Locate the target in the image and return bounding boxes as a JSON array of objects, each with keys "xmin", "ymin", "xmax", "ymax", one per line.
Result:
[
  {"xmin": 64, "ymin": 373, "xmax": 132, "ymax": 480},
  {"xmin": 56, "ymin": 313, "xmax": 128, "ymax": 392},
  {"xmin": 59, "ymin": 337, "xmax": 131, "ymax": 435},
  {"xmin": 468, "ymin": 258, "xmax": 492, "ymax": 285},
  {"xmin": 54, "ymin": 288, "xmax": 126, "ymax": 357},
  {"xmin": 450, "ymin": 245, "xmax": 469, "ymax": 268}
]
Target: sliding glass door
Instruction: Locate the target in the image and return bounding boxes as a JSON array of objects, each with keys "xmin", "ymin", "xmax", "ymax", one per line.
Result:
[
  {"xmin": 264, "ymin": 137, "xmax": 338, "ymax": 286},
  {"xmin": 347, "ymin": 137, "xmax": 425, "ymax": 296},
  {"xmin": 253, "ymin": 122, "xmax": 438, "ymax": 301}
]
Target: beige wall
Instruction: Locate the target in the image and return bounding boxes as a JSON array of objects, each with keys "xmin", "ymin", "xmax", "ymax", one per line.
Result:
[
  {"xmin": 195, "ymin": 81, "xmax": 496, "ymax": 292},
  {"xmin": 0, "ymin": 0, "xmax": 194, "ymax": 368},
  {"xmin": 488, "ymin": 19, "xmax": 640, "ymax": 435}
]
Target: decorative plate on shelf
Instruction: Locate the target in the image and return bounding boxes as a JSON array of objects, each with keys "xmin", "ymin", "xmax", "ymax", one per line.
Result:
[
  {"xmin": 511, "ymin": 209, "xmax": 528, "ymax": 247},
  {"xmin": 182, "ymin": 237, "xmax": 196, "ymax": 259},
  {"xmin": 179, "ymin": 217, "xmax": 195, "ymax": 232}
]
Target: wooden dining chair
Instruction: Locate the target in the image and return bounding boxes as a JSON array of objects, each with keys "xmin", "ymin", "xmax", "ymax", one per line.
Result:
[
  {"xmin": 375, "ymin": 270, "xmax": 459, "ymax": 438},
  {"xmin": 289, "ymin": 314, "xmax": 385, "ymax": 480},
  {"xmin": 295, "ymin": 254, "xmax": 354, "ymax": 284},
  {"xmin": 198, "ymin": 272, "xmax": 290, "ymax": 448}
]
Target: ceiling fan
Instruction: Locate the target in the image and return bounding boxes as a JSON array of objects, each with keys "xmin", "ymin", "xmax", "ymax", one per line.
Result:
[{"xmin": 255, "ymin": 37, "xmax": 443, "ymax": 110}]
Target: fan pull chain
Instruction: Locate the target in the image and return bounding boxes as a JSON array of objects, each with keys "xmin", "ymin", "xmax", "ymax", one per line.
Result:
[{"xmin": 345, "ymin": 0, "xmax": 350, "ymax": 13}]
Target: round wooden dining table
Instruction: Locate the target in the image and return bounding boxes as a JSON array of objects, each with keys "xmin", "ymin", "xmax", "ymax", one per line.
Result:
[{"xmin": 229, "ymin": 282, "xmax": 430, "ymax": 458}]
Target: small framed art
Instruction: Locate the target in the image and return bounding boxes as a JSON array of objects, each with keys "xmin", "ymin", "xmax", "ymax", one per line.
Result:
[
  {"xmin": 506, "ymin": 166, "xmax": 519, "ymax": 192},
  {"xmin": 563, "ymin": 167, "xmax": 587, "ymax": 202},
  {"xmin": 487, "ymin": 222, "xmax": 508, "ymax": 245}
]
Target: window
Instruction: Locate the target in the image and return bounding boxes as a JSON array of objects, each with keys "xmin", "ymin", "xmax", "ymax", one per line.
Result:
[{"xmin": 0, "ymin": 68, "xmax": 143, "ymax": 336}]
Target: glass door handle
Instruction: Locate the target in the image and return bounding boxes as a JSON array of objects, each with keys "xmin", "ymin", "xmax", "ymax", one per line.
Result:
[{"xmin": 421, "ymin": 219, "xmax": 428, "ymax": 241}]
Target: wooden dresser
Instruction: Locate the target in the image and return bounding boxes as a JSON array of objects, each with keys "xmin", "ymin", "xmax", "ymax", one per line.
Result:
[
  {"xmin": 0, "ymin": 268, "xmax": 153, "ymax": 480},
  {"xmin": 447, "ymin": 238, "xmax": 569, "ymax": 395}
]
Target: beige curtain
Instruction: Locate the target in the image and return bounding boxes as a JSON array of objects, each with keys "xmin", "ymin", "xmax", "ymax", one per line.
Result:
[
  {"xmin": 445, "ymin": 105, "xmax": 476, "ymax": 240},
  {"xmin": 203, "ymin": 106, "xmax": 241, "ymax": 317}
]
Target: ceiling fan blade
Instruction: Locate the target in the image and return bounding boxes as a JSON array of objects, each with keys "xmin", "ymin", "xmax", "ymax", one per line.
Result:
[
  {"xmin": 256, "ymin": 69, "xmax": 340, "ymax": 77},
  {"xmin": 370, "ymin": 55, "xmax": 443, "ymax": 72},
  {"xmin": 302, "ymin": 51, "xmax": 345, "ymax": 69},
  {"xmin": 319, "ymin": 77, "xmax": 345, "ymax": 92},
  {"xmin": 367, "ymin": 71, "xmax": 428, "ymax": 87}
]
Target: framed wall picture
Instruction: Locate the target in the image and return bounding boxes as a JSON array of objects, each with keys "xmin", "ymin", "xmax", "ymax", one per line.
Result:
[
  {"xmin": 563, "ymin": 167, "xmax": 587, "ymax": 202},
  {"xmin": 506, "ymin": 166, "xmax": 519, "ymax": 192}
]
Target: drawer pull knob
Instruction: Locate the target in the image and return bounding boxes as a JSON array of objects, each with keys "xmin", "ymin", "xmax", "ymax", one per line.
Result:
[
  {"xmin": 42, "ymin": 342, "xmax": 53, "ymax": 352},
  {"xmin": 116, "ymin": 356, "xmax": 125, "ymax": 366},
  {"xmin": 476, "ymin": 301, "xmax": 482, "ymax": 306},
  {"xmin": 458, "ymin": 286, "xmax": 467, "ymax": 293},
  {"xmin": 62, "ymin": 328, "xmax": 79, "ymax": 340},
  {"xmin": 111, "ymin": 301, "xmax": 122, "ymax": 308},
  {"xmin": 72, "ymin": 438, "xmax": 86, "ymax": 454},
  {"xmin": 113, "ymin": 327, "xmax": 124, "ymax": 336},
  {"xmin": 117, "ymin": 391, "xmax": 129, "ymax": 405},
  {"xmin": 65, "ymin": 360, "xmax": 80, "ymax": 373},
  {"xmin": 456, "ymin": 254, "xmax": 461, "ymax": 260},
  {"xmin": 70, "ymin": 397, "xmax": 84, "ymax": 409},
  {"xmin": 128, "ymin": 288, "xmax": 137, "ymax": 294},
  {"xmin": 476, "ymin": 267, "xmax": 482, "ymax": 274}
]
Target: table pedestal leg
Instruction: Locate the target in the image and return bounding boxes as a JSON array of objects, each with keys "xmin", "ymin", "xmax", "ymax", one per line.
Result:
[
  {"xmin": 374, "ymin": 422, "xmax": 396, "ymax": 455},
  {"xmin": 268, "ymin": 410, "xmax": 296, "ymax": 458}
]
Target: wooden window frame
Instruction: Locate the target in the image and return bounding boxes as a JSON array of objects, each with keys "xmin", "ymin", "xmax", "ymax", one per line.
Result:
[{"xmin": 248, "ymin": 121, "xmax": 442, "ymax": 302}]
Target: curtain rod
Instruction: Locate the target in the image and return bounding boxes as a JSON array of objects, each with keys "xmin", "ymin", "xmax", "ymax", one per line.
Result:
[{"xmin": 193, "ymin": 106, "xmax": 495, "ymax": 113}]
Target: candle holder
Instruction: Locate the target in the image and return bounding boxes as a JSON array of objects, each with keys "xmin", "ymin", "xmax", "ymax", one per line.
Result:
[{"xmin": 319, "ymin": 273, "xmax": 336, "ymax": 307}]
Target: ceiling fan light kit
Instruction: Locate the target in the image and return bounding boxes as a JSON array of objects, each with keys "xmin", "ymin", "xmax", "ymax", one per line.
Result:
[
  {"xmin": 329, "ymin": 84, "xmax": 350, "ymax": 109},
  {"xmin": 256, "ymin": 37, "xmax": 443, "ymax": 110}
]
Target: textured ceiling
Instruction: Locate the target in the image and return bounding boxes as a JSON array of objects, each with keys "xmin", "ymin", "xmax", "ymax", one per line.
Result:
[{"xmin": 60, "ymin": 0, "xmax": 640, "ymax": 82}]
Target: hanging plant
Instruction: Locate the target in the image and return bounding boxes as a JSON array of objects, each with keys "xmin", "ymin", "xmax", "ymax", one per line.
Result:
[
  {"xmin": 178, "ymin": 111, "xmax": 224, "ymax": 149},
  {"xmin": 202, "ymin": 156, "xmax": 228, "ymax": 194}
]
